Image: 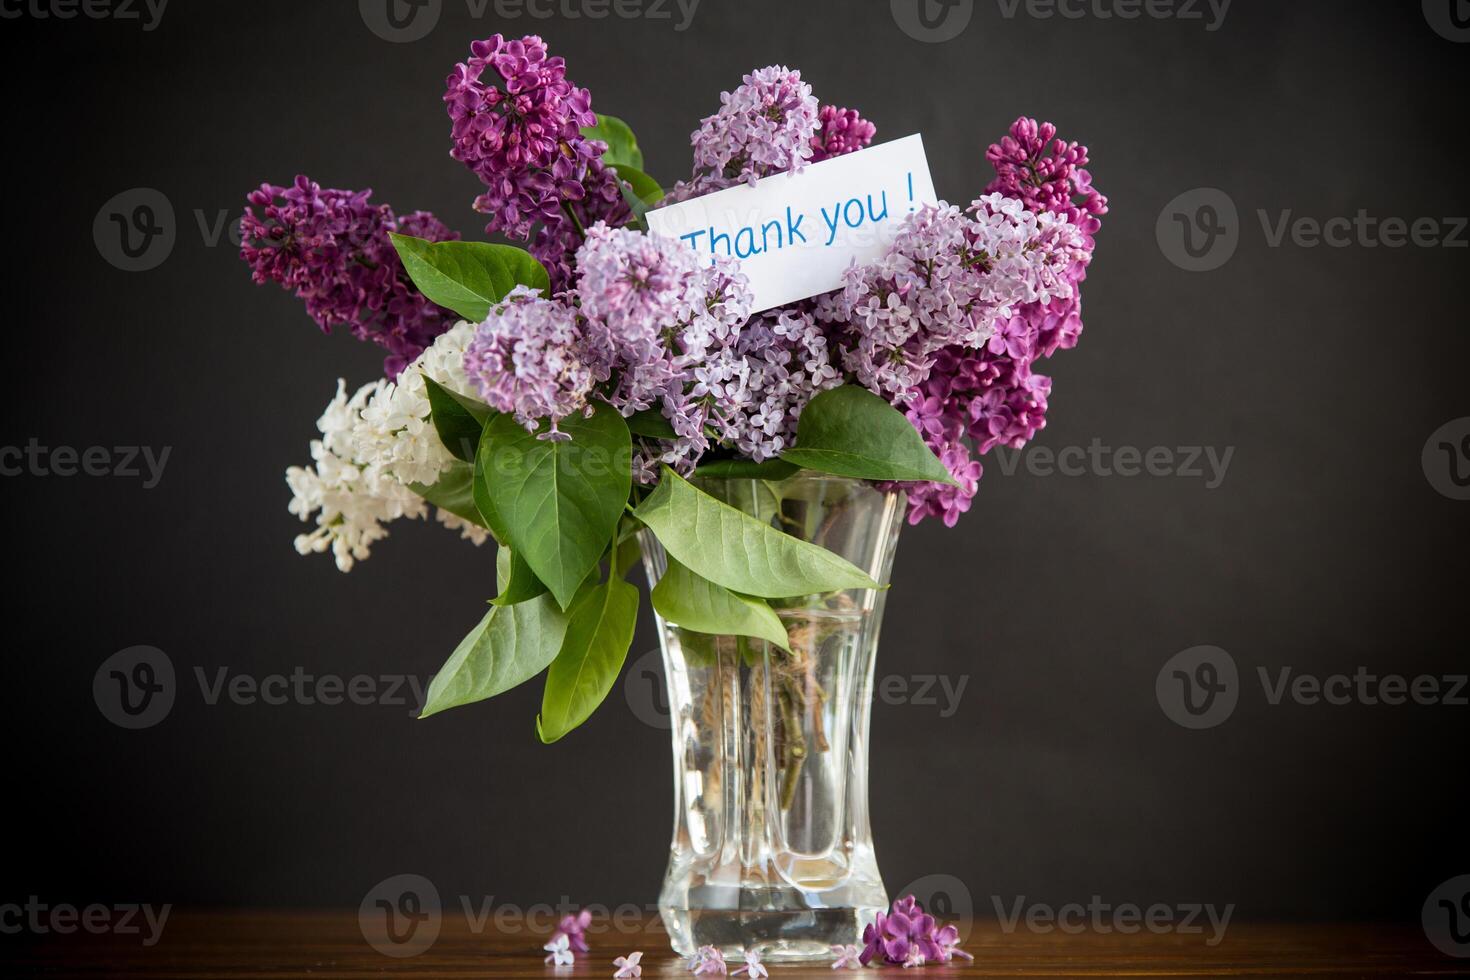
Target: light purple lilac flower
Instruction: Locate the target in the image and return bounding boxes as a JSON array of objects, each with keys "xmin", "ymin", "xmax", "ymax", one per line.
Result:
[
  {"xmin": 239, "ymin": 175, "xmax": 459, "ymax": 378},
  {"xmin": 670, "ymin": 66, "xmax": 819, "ymax": 201},
  {"xmin": 730, "ymin": 949, "xmax": 767, "ymax": 978},
  {"xmin": 808, "ymin": 105, "xmax": 876, "ymax": 162},
  {"xmin": 558, "ymin": 909, "xmax": 593, "ymax": 954},
  {"xmin": 444, "ymin": 34, "xmax": 629, "ymax": 290},
  {"xmin": 689, "ymin": 945, "xmax": 727, "ymax": 975},
  {"xmin": 462, "ymin": 285, "xmax": 606, "ymax": 438},
  {"xmin": 576, "ymin": 222, "xmax": 703, "ymax": 411},
  {"xmin": 543, "ymin": 933, "xmax": 574, "ymax": 966},
  {"xmin": 818, "ymin": 196, "xmax": 1087, "ymax": 404},
  {"xmin": 612, "ymin": 950, "xmax": 643, "ymax": 978},
  {"xmin": 829, "ymin": 943, "xmax": 863, "ymax": 969}
]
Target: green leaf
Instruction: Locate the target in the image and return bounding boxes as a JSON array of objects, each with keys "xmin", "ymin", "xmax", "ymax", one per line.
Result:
[
  {"xmin": 410, "ymin": 461, "xmax": 485, "ymax": 529},
  {"xmin": 651, "ymin": 556, "xmax": 790, "ymax": 650},
  {"xmin": 627, "ymin": 408, "xmax": 677, "ymax": 440},
  {"xmin": 780, "ymin": 385, "xmax": 958, "ymax": 485},
  {"xmin": 631, "ymin": 467, "xmax": 880, "ymax": 598},
  {"xmin": 472, "ymin": 426, "xmax": 510, "ymax": 543},
  {"xmin": 493, "ymin": 546, "xmax": 548, "ymax": 606},
  {"xmin": 581, "ymin": 114, "xmax": 643, "ymax": 169},
  {"xmin": 422, "ymin": 375, "xmax": 491, "ymax": 462},
  {"xmin": 612, "ymin": 164, "xmax": 663, "ymax": 205},
  {"xmin": 418, "ymin": 597, "xmax": 569, "ymax": 719},
  {"xmin": 480, "ymin": 404, "xmax": 632, "ymax": 610},
  {"xmin": 693, "ymin": 458, "xmax": 802, "ymax": 481},
  {"xmin": 389, "ymin": 234, "xmax": 550, "ymax": 322},
  {"xmin": 536, "ymin": 578, "xmax": 639, "ymax": 742}
]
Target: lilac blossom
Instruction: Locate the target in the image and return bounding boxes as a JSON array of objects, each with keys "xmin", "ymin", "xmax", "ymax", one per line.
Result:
[
  {"xmin": 239, "ymin": 175, "xmax": 459, "ymax": 377},
  {"xmin": 670, "ymin": 66, "xmax": 819, "ymax": 201},
  {"xmin": 859, "ymin": 894, "xmax": 971, "ymax": 967},
  {"xmin": 985, "ymin": 115, "xmax": 1108, "ymax": 237},
  {"xmin": 543, "ymin": 933, "xmax": 574, "ymax": 966},
  {"xmin": 829, "ymin": 944, "xmax": 863, "ymax": 969},
  {"xmin": 557, "ymin": 909, "xmax": 592, "ymax": 954},
  {"xmin": 462, "ymin": 285, "xmax": 606, "ymax": 438},
  {"xmin": 818, "ymin": 196, "xmax": 1087, "ymax": 403},
  {"xmin": 444, "ymin": 34, "xmax": 629, "ymax": 289},
  {"xmin": 808, "ymin": 105, "xmax": 876, "ymax": 162},
  {"xmin": 688, "ymin": 944, "xmax": 727, "ymax": 975}
]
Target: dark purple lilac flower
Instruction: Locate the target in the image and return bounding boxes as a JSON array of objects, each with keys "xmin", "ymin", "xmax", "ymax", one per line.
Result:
[
  {"xmin": 239, "ymin": 175, "xmax": 459, "ymax": 377},
  {"xmin": 808, "ymin": 105, "xmax": 876, "ymax": 162},
  {"xmin": 556, "ymin": 909, "xmax": 592, "ymax": 954},
  {"xmin": 985, "ymin": 116, "xmax": 1108, "ymax": 237},
  {"xmin": 860, "ymin": 894, "xmax": 971, "ymax": 967},
  {"xmin": 444, "ymin": 34, "xmax": 629, "ymax": 290}
]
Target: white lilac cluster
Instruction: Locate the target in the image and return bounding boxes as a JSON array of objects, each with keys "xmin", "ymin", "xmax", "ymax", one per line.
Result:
[
  {"xmin": 286, "ymin": 321, "xmax": 490, "ymax": 571},
  {"xmin": 816, "ymin": 195, "xmax": 1091, "ymax": 401}
]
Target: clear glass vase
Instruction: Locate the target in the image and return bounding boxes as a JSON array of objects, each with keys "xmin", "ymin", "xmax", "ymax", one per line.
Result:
[{"xmin": 640, "ymin": 473, "xmax": 905, "ymax": 962}]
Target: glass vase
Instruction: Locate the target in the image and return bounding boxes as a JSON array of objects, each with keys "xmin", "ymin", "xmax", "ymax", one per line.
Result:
[{"xmin": 640, "ymin": 473, "xmax": 905, "ymax": 962}]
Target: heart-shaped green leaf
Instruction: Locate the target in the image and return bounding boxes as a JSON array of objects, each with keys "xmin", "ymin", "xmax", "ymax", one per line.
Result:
[
  {"xmin": 693, "ymin": 458, "xmax": 801, "ymax": 481},
  {"xmin": 422, "ymin": 375, "xmax": 491, "ymax": 463},
  {"xmin": 409, "ymin": 461, "xmax": 485, "ymax": 529},
  {"xmin": 493, "ymin": 546, "xmax": 548, "ymax": 606},
  {"xmin": 632, "ymin": 467, "xmax": 879, "ymax": 598},
  {"xmin": 390, "ymin": 234, "xmax": 550, "ymax": 322},
  {"xmin": 780, "ymin": 384, "xmax": 957, "ymax": 485},
  {"xmin": 418, "ymin": 596, "xmax": 569, "ymax": 719},
  {"xmin": 651, "ymin": 556, "xmax": 790, "ymax": 650},
  {"xmin": 479, "ymin": 404, "xmax": 632, "ymax": 609},
  {"xmin": 536, "ymin": 577, "xmax": 639, "ymax": 742},
  {"xmin": 627, "ymin": 408, "xmax": 677, "ymax": 440},
  {"xmin": 581, "ymin": 114, "xmax": 643, "ymax": 169}
]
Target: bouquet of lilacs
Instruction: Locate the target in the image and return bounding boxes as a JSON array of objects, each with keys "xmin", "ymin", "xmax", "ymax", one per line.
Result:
[{"xmin": 242, "ymin": 35, "xmax": 1105, "ymax": 740}]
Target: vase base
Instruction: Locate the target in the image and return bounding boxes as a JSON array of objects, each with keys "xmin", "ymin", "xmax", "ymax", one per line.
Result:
[{"xmin": 660, "ymin": 906, "xmax": 880, "ymax": 962}]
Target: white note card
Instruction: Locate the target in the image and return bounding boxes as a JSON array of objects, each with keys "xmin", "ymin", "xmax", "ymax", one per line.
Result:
[{"xmin": 644, "ymin": 133, "xmax": 939, "ymax": 313}]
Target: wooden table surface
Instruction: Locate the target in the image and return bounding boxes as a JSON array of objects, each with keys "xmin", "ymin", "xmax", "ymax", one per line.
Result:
[{"xmin": 8, "ymin": 910, "xmax": 1467, "ymax": 978}]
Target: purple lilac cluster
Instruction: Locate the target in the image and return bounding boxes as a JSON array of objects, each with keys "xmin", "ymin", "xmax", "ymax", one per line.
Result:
[
  {"xmin": 668, "ymin": 66, "xmax": 820, "ymax": 202},
  {"xmin": 875, "ymin": 120, "xmax": 1107, "ymax": 526},
  {"xmin": 808, "ymin": 104, "xmax": 876, "ymax": 162},
  {"xmin": 985, "ymin": 116, "xmax": 1108, "ymax": 239},
  {"xmin": 239, "ymin": 176, "xmax": 459, "ymax": 377},
  {"xmin": 462, "ymin": 285, "xmax": 603, "ymax": 438},
  {"xmin": 443, "ymin": 34, "xmax": 629, "ymax": 289},
  {"xmin": 860, "ymin": 894, "xmax": 973, "ymax": 967}
]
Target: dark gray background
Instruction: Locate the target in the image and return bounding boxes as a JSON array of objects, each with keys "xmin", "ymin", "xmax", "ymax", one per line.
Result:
[{"xmin": 3, "ymin": 0, "xmax": 1466, "ymax": 930}]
